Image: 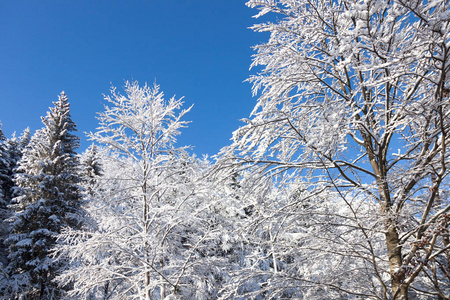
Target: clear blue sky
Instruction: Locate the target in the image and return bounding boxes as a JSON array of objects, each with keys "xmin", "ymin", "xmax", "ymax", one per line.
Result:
[{"xmin": 0, "ymin": 1, "xmax": 267, "ymax": 156}]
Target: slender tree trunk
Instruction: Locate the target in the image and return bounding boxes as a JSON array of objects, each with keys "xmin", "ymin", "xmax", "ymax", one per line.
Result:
[
  {"xmin": 145, "ymin": 269, "xmax": 151, "ymax": 300},
  {"xmin": 103, "ymin": 281, "xmax": 110, "ymax": 299},
  {"xmin": 269, "ymin": 230, "xmax": 278, "ymax": 273},
  {"xmin": 160, "ymin": 273, "xmax": 166, "ymax": 299},
  {"xmin": 143, "ymin": 180, "xmax": 151, "ymax": 300}
]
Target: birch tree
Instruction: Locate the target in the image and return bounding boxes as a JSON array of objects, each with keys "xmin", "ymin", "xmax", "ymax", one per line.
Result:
[{"xmin": 223, "ymin": 0, "xmax": 450, "ymax": 298}]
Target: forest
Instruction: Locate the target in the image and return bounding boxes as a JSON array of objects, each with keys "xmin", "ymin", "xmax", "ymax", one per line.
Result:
[{"xmin": 0, "ymin": 0, "xmax": 450, "ymax": 299}]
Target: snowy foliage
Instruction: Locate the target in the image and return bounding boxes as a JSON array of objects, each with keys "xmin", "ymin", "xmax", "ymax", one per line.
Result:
[
  {"xmin": 2, "ymin": 128, "xmax": 31, "ymax": 203},
  {"xmin": 0, "ymin": 123, "xmax": 11, "ymax": 207},
  {"xmin": 79, "ymin": 144, "xmax": 103, "ymax": 199},
  {"xmin": 56, "ymin": 81, "xmax": 229, "ymax": 299},
  {"xmin": 2, "ymin": 93, "xmax": 82, "ymax": 299},
  {"xmin": 59, "ymin": 150, "xmax": 248, "ymax": 300},
  {"xmin": 217, "ymin": 0, "xmax": 450, "ymax": 298}
]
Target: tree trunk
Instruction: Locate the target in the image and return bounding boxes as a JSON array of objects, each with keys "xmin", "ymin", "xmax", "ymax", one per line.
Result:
[
  {"xmin": 385, "ymin": 226, "xmax": 408, "ymax": 300},
  {"xmin": 368, "ymin": 141, "xmax": 408, "ymax": 299},
  {"xmin": 145, "ymin": 270, "xmax": 151, "ymax": 300},
  {"xmin": 160, "ymin": 274, "xmax": 166, "ymax": 300},
  {"xmin": 143, "ymin": 182, "xmax": 151, "ymax": 300}
]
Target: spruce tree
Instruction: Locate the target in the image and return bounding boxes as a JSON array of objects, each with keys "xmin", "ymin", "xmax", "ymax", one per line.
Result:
[
  {"xmin": 4, "ymin": 92, "xmax": 82, "ymax": 299},
  {"xmin": 0, "ymin": 123, "xmax": 10, "ymax": 207},
  {"xmin": 2, "ymin": 128, "xmax": 31, "ymax": 202},
  {"xmin": 0, "ymin": 123, "xmax": 12, "ymax": 283},
  {"xmin": 80, "ymin": 144, "xmax": 102, "ymax": 198}
]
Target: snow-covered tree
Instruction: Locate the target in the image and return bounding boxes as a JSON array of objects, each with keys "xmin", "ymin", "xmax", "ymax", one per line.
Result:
[
  {"xmin": 0, "ymin": 127, "xmax": 31, "ymax": 293},
  {"xmin": 218, "ymin": 172, "xmax": 390, "ymax": 299},
  {"xmin": 0, "ymin": 122, "xmax": 12, "ymax": 287},
  {"xmin": 221, "ymin": 0, "xmax": 450, "ymax": 299},
  {"xmin": 57, "ymin": 81, "xmax": 228, "ymax": 299},
  {"xmin": 0, "ymin": 123, "xmax": 10, "ymax": 208},
  {"xmin": 3, "ymin": 92, "xmax": 82, "ymax": 299},
  {"xmin": 3, "ymin": 128, "xmax": 31, "ymax": 202},
  {"xmin": 80, "ymin": 144, "xmax": 103, "ymax": 198}
]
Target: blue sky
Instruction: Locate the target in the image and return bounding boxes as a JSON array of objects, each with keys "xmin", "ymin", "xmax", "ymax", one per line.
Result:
[{"xmin": 0, "ymin": 1, "xmax": 268, "ymax": 156}]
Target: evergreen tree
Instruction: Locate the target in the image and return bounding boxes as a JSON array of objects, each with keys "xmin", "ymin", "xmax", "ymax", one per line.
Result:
[
  {"xmin": 79, "ymin": 144, "xmax": 102, "ymax": 198},
  {"xmin": 3, "ymin": 92, "xmax": 82, "ymax": 299},
  {"xmin": 0, "ymin": 123, "xmax": 10, "ymax": 207},
  {"xmin": 3, "ymin": 128, "xmax": 31, "ymax": 202},
  {"xmin": 0, "ymin": 128, "xmax": 32, "ymax": 278},
  {"xmin": 0, "ymin": 123, "xmax": 12, "ymax": 287}
]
